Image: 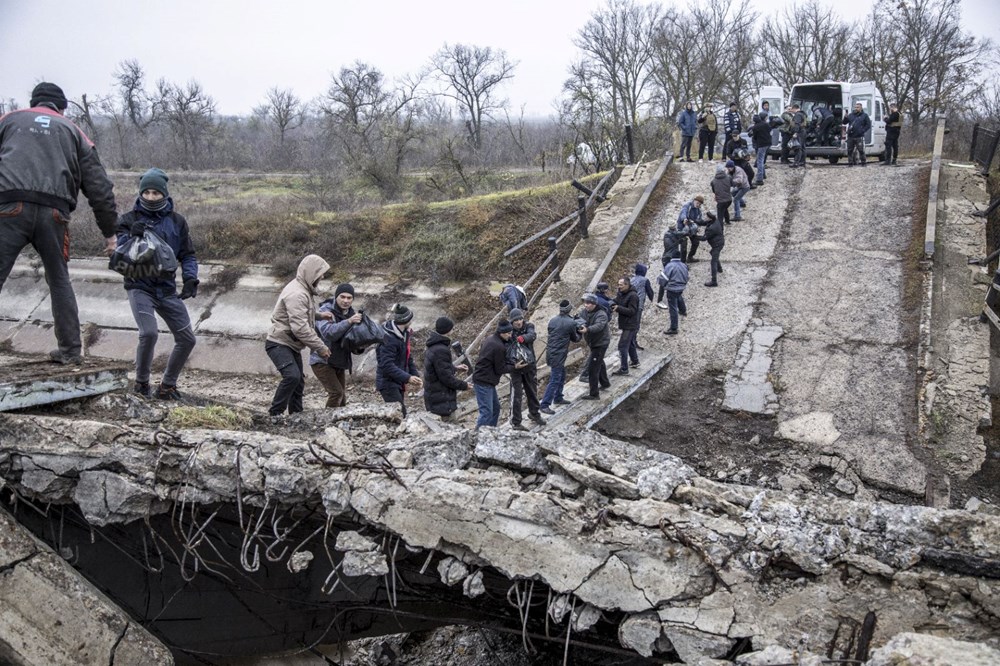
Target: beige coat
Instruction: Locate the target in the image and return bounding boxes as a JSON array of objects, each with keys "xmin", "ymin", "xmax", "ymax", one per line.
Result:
[{"xmin": 266, "ymin": 254, "xmax": 330, "ymax": 353}]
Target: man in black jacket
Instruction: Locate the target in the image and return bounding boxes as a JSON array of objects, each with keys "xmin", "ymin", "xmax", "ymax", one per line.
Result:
[
  {"xmin": 790, "ymin": 104, "xmax": 807, "ymax": 168},
  {"xmin": 703, "ymin": 212, "xmax": 725, "ymax": 287},
  {"xmin": 540, "ymin": 300, "xmax": 581, "ymax": 415},
  {"xmin": 0, "ymin": 82, "xmax": 119, "ymax": 364},
  {"xmin": 508, "ymin": 308, "xmax": 545, "ymax": 429},
  {"xmin": 750, "ymin": 114, "xmax": 773, "ymax": 185},
  {"xmin": 883, "ymin": 103, "xmax": 901, "ymax": 166},
  {"xmin": 473, "ymin": 319, "xmax": 521, "ymax": 427},
  {"xmin": 612, "ymin": 278, "xmax": 640, "ymax": 376},
  {"xmin": 423, "ymin": 317, "xmax": 469, "ymax": 420},
  {"xmin": 843, "ymin": 102, "xmax": 872, "ymax": 166}
]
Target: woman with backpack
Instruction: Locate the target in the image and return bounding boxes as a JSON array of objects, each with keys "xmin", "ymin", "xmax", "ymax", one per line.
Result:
[{"xmin": 115, "ymin": 168, "xmax": 199, "ymax": 400}]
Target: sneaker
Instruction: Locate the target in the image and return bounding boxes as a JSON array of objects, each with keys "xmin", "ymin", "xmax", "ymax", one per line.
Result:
[
  {"xmin": 578, "ymin": 375, "xmax": 590, "ymax": 383},
  {"xmin": 717, "ymin": 265, "xmax": 723, "ymax": 273},
  {"xmin": 698, "ymin": 159, "xmax": 704, "ymax": 163},
  {"xmin": 529, "ymin": 414, "xmax": 547, "ymax": 426},
  {"xmin": 48, "ymin": 349, "xmax": 82, "ymax": 365},
  {"xmin": 630, "ymin": 361, "xmax": 641, "ymax": 368},
  {"xmin": 635, "ymin": 344, "xmax": 645, "ymax": 351},
  {"xmin": 133, "ymin": 381, "xmax": 151, "ymax": 398},
  {"xmin": 540, "ymin": 406, "xmax": 555, "ymax": 415},
  {"xmin": 581, "ymin": 394, "xmax": 599, "ymax": 401},
  {"xmin": 511, "ymin": 423, "xmax": 529, "ymax": 432},
  {"xmin": 554, "ymin": 399, "xmax": 572, "ymax": 406},
  {"xmin": 156, "ymin": 384, "xmax": 183, "ymax": 401},
  {"xmin": 732, "ymin": 216, "xmax": 744, "ymax": 222},
  {"xmin": 656, "ymin": 302, "xmax": 669, "ymax": 310},
  {"xmin": 665, "ymin": 329, "xmax": 678, "ymax": 335},
  {"xmin": 612, "ymin": 368, "xmax": 629, "ymax": 376},
  {"xmin": 687, "ymin": 257, "xmax": 700, "ymax": 263},
  {"xmin": 704, "ymin": 281, "xmax": 718, "ymax": 287}
]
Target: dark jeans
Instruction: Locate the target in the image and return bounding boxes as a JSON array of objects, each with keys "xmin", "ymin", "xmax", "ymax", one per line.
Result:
[
  {"xmin": 379, "ymin": 385, "xmax": 407, "ymax": 416},
  {"xmin": 587, "ymin": 345, "xmax": 610, "ymax": 397},
  {"xmin": 0, "ymin": 201, "xmax": 80, "ymax": 357},
  {"xmin": 540, "ymin": 363, "xmax": 566, "ymax": 408},
  {"xmin": 847, "ymin": 137, "xmax": 866, "ymax": 164},
  {"xmin": 717, "ymin": 201, "xmax": 731, "ymax": 225},
  {"xmin": 709, "ymin": 242, "xmax": 725, "ymax": 283},
  {"xmin": 128, "ymin": 289, "xmax": 196, "ymax": 387},
  {"xmin": 679, "ymin": 134, "xmax": 694, "ymax": 160},
  {"xmin": 474, "ymin": 382, "xmax": 500, "ymax": 427},
  {"xmin": 794, "ymin": 141, "xmax": 806, "ymax": 166},
  {"xmin": 698, "ymin": 130, "xmax": 717, "ymax": 160},
  {"xmin": 266, "ymin": 341, "xmax": 304, "ymax": 415},
  {"xmin": 680, "ymin": 236, "xmax": 699, "ymax": 261},
  {"xmin": 617, "ymin": 329, "xmax": 639, "ymax": 371},
  {"xmin": 885, "ymin": 131, "xmax": 899, "ymax": 163},
  {"xmin": 780, "ymin": 132, "xmax": 792, "ymax": 162},
  {"xmin": 510, "ymin": 367, "xmax": 541, "ymax": 424},
  {"xmin": 666, "ymin": 290, "xmax": 686, "ymax": 331}
]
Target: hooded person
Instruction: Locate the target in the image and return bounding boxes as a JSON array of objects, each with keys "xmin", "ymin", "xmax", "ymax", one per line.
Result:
[
  {"xmin": 540, "ymin": 299, "xmax": 581, "ymax": 414},
  {"xmin": 311, "ymin": 282, "xmax": 364, "ymax": 408},
  {"xmin": 710, "ymin": 163, "xmax": 734, "ymax": 225},
  {"xmin": 630, "ymin": 263, "xmax": 655, "ymax": 350},
  {"xmin": 375, "ymin": 303, "xmax": 422, "ymax": 416},
  {"xmin": 0, "ymin": 82, "xmax": 118, "ymax": 365},
  {"xmin": 265, "ymin": 254, "xmax": 332, "ymax": 416},
  {"xmin": 473, "ymin": 318, "xmax": 520, "ymax": 427},
  {"xmin": 423, "ymin": 316, "xmax": 469, "ymax": 420},
  {"xmin": 677, "ymin": 101, "xmax": 698, "ymax": 161},
  {"xmin": 116, "ymin": 168, "xmax": 199, "ymax": 400}
]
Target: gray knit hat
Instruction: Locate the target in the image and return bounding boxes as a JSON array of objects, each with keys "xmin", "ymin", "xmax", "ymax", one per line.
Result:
[
  {"xmin": 390, "ymin": 303, "xmax": 413, "ymax": 325},
  {"xmin": 509, "ymin": 308, "xmax": 524, "ymax": 322},
  {"xmin": 559, "ymin": 299, "xmax": 573, "ymax": 315}
]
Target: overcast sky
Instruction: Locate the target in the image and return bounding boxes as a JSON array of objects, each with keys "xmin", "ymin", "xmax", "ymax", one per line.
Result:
[{"xmin": 1, "ymin": 0, "xmax": 997, "ymax": 118}]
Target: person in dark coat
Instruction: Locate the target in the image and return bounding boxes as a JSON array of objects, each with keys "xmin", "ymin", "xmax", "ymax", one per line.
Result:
[
  {"xmin": 697, "ymin": 106, "xmax": 718, "ymax": 161},
  {"xmin": 723, "ymin": 102, "xmax": 742, "ymax": 139},
  {"xmin": 499, "ymin": 283, "xmax": 526, "ymax": 312},
  {"xmin": 674, "ymin": 196, "xmax": 704, "ymax": 263},
  {"xmin": 723, "ymin": 130, "xmax": 747, "ymax": 162},
  {"xmin": 423, "ymin": 316, "xmax": 469, "ymax": 420},
  {"xmin": 843, "ymin": 102, "xmax": 872, "ymax": 166},
  {"xmin": 311, "ymin": 283, "xmax": 364, "ymax": 408},
  {"xmin": 473, "ymin": 319, "xmax": 520, "ymax": 427},
  {"xmin": 630, "ymin": 263, "xmax": 654, "ymax": 351},
  {"xmin": 790, "ymin": 104, "xmax": 807, "ymax": 167},
  {"xmin": 579, "ymin": 293, "xmax": 611, "ymax": 400},
  {"xmin": 579, "ymin": 282, "xmax": 613, "ymax": 383},
  {"xmin": 611, "ymin": 277, "xmax": 640, "ymax": 375},
  {"xmin": 0, "ymin": 82, "xmax": 119, "ymax": 365},
  {"xmin": 375, "ymin": 303, "xmax": 422, "ymax": 416},
  {"xmin": 710, "ymin": 164, "xmax": 733, "ymax": 226},
  {"xmin": 540, "ymin": 300, "xmax": 581, "ymax": 414},
  {"xmin": 508, "ymin": 308, "xmax": 545, "ymax": 429},
  {"xmin": 811, "ymin": 105, "xmax": 835, "ymax": 147},
  {"xmin": 750, "ymin": 114, "xmax": 773, "ymax": 184},
  {"xmin": 660, "ymin": 256, "xmax": 689, "ymax": 335},
  {"xmin": 778, "ymin": 105, "xmax": 795, "ymax": 163},
  {"xmin": 677, "ymin": 101, "xmax": 698, "ymax": 162},
  {"xmin": 702, "ymin": 212, "xmax": 725, "ymax": 287},
  {"xmin": 883, "ymin": 103, "xmax": 901, "ymax": 165}
]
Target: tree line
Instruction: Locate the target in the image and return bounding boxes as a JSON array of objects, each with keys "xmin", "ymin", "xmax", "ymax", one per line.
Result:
[{"xmin": 1, "ymin": 0, "xmax": 994, "ymax": 204}]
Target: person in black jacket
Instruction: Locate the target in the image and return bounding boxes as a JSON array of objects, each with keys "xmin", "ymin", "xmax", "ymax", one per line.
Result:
[
  {"xmin": 540, "ymin": 300, "xmax": 581, "ymax": 415},
  {"xmin": 116, "ymin": 169, "xmax": 199, "ymax": 399},
  {"xmin": 423, "ymin": 316, "xmax": 469, "ymax": 420},
  {"xmin": 790, "ymin": 104, "xmax": 807, "ymax": 167},
  {"xmin": 473, "ymin": 319, "xmax": 521, "ymax": 427},
  {"xmin": 611, "ymin": 278, "xmax": 640, "ymax": 375},
  {"xmin": 702, "ymin": 212, "xmax": 725, "ymax": 287},
  {"xmin": 0, "ymin": 82, "xmax": 119, "ymax": 365},
  {"xmin": 311, "ymin": 283, "xmax": 364, "ymax": 407},
  {"xmin": 843, "ymin": 102, "xmax": 872, "ymax": 166},
  {"xmin": 883, "ymin": 103, "xmax": 901, "ymax": 166},
  {"xmin": 375, "ymin": 303, "xmax": 422, "ymax": 416},
  {"xmin": 750, "ymin": 114, "xmax": 773, "ymax": 185},
  {"xmin": 508, "ymin": 309, "xmax": 545, "ymax": 429}
]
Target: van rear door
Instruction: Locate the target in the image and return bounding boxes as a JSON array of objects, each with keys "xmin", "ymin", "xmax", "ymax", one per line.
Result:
[
  {"xmin": 850, "ymin": 81, "xmax": 878, "ymax": 145},
  {"xmin": 758, "ymin": 85, "xmax": 784, "ymax": 149}
]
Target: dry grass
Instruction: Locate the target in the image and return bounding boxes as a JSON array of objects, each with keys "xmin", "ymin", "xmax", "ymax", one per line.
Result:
[{"xmin": 165, "ymin": 405, "xmax": 254, "ymax": 430}]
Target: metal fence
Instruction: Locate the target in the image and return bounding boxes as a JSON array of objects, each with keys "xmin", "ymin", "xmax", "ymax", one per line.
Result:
[{"xmin": 970, "ymin": 123, "xmax": 1000, "ymax": 175}]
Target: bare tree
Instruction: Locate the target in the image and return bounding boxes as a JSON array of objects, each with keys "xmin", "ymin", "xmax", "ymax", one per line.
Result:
[
  {"xmin": 431, "ymin": 43, "xmax": 516, "ymax": 151},
  {"xmin": 854, "ymin": 0, "xmax": 991, "ymax": 126},
  {"xmin": 115, "ymin": 59, "xmax": 154, "ymax": 130},
  {"xmin": 154, "ymin": 79, "xmax": 218, "ymax": 169},
  {"xmin": 760, "ymin": 0, "xmax": 855, "ymax": 90},
  {"xmin": 560, "ymin": 59, "xmax": 620, "ymax": 173},
  {"xmin": 0, "ymin": 98, "xmax": 19, "ymax": 114},
  {"xmin": 320, "ymin": 61, "xmax": 423, "ymax": 198},
  {"xmin": 256, "ymin": 87, "xmax": 304, "ymax": 145},
  {"xmin": 574, "ymin": 0, "xmax": 660, "ymax": 127}
]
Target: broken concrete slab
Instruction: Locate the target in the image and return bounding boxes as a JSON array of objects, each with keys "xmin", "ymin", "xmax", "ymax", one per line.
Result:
[
  {"xmin": 775, "ymin": 411, "xmax": 841, "ymax": 446},
  {"xmin": 0, "ymin": 360, "xmax": 129, "ymax": 412},
  {"xmin": 723, "ymin": 323, "xmax": 783, "ymax": 415}
]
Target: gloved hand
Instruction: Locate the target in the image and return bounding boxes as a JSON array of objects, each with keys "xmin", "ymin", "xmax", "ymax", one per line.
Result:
[
  {"xmin": 517, "ymin": 336, "xmax": 525, "ymax": 344},
  {"xmin": 131, "ymin": 220, "xmax": 147, "ymax": 237},
  {"xmin": 180, "ymin": 278, "xmax": 199, "ymax": 300}
]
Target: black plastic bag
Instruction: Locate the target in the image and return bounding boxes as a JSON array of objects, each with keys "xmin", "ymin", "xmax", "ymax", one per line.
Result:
[
  {"xmin": 342, "ymin": 311, "xmax": 383, "ymax": 352},
  {"xmin": 109, "ymin": 230, "xmax": 178, "ymax": 278},
  {"xmin": 505, "ymin": 340, "xmax": 535, "ymax": 367}
]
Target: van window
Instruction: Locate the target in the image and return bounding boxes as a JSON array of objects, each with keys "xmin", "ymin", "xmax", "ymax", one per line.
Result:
[
  {"xmin": 852, "ymin": 94, "xmax": 873, "ymax": 116},
  {"xmin": 875, "ymin": 101, "xmax": 882, "ymax": 121}
]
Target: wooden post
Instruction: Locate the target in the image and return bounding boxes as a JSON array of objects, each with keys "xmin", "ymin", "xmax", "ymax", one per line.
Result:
[
  {"xmin": 970, "ymin": 123, "xmax": 979, "ymax": 163},
  {"xmin": 578, "ymin": 195, "xmax": 589, "ymax": 239},
  {"xmin": 625, "ymin": 124, "xmax": 635, "ymax": 165}
]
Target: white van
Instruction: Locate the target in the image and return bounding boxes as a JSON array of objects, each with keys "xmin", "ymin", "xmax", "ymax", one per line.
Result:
[{"xmin": 758, "ymin": 81, "xmax": 887, "ymax": 163}]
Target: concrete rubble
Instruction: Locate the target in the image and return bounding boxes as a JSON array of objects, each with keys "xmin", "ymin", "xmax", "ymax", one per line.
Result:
[{"xmin": 2, "ymin": 403, "xmax": 1000, "ymax": 662}]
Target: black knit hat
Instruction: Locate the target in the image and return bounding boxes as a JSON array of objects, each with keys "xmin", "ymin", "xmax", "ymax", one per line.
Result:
[
  {"xmin": 335, "ymin": 283, "xmax": 354, "ymax": 298},
  {"xmin": 30, "ymin": 82, "xmax": 68, "ymax": 111},
  {"xmin": 497, "ymin": 319, "xmax": 513, "ymax": 334},
  {"xmin": 139, "ymin": 168, "xmax": 169, "ymax": 197},
  {"xmin": 435, "ymin": 316, "xmax": 454, "ymax": 335},
  {"xmin": 391, "ymin": 303, "xmax": 413, "ymax": 325}
]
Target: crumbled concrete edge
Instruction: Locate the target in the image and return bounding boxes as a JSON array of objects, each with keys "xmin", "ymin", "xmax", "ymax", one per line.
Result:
[{"xmin": 3, "ymin": 411, "xmax": 1000, "ymax": 661}]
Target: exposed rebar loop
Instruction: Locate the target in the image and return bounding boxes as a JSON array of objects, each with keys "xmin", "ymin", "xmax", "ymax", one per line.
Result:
[
  {"xmin": 507, "ymin": 580, "xmax": 538, "ymax": 655},
  {"xmin": 306, "ymin": 439, "xmax": 409, "ymax": 490}
]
